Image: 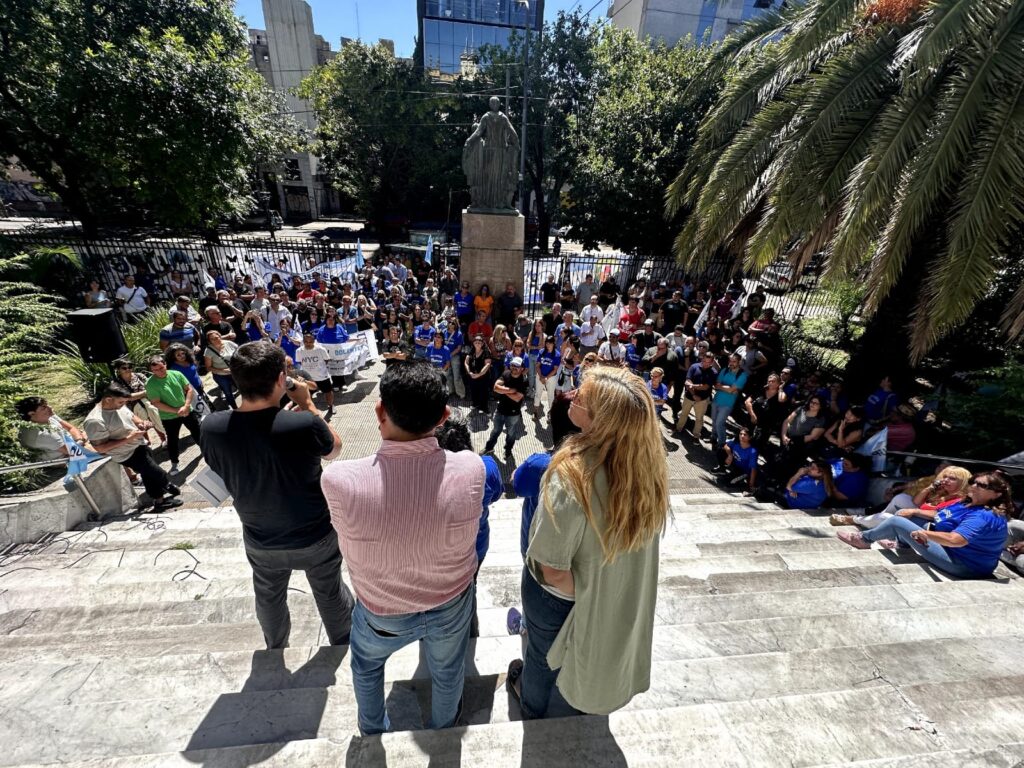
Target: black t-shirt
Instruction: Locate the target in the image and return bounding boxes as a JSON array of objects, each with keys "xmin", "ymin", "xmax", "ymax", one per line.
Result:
[
  {"xmin": 496, "ymin": 293, "xmax": 522, "ymax": 325},
  {"xmin": 382, "ymin": 339, "xmax": 410, "ymax": 364},
  {"xmin": 200, "ymin": 320, "xmax": 233, "ymax": 352},
  {"xmin": 496, "ymin": 371, "xmax": 528, "ymax": 415},
  {"xmin": 661, "ymin": 300, "xmax": 687, "ymax": 330},
  {"xmin": 540, "ymin": 282, "xmax": 559, "ymax": 304},
  {"xmin": 199, "ymin": 408, "xmax": 335, "ymax": 549}
]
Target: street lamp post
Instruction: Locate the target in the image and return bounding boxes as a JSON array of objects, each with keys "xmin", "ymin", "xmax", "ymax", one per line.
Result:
[{"xmin": 517, "ymin": 0, "xmax": 530, "ymax": 218}]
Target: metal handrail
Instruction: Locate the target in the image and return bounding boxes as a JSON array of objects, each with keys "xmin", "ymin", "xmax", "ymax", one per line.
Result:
[
  {"xmin": 0, "ymin": 458, "xmax": 70, "ymax": 476},
  {"xmin": 0, "ymin": 457, "xmax": 104, "ymax": 519},
  {"xmin": 887, "ymin": 451, "xmax": 1024, "ymax": 474}
]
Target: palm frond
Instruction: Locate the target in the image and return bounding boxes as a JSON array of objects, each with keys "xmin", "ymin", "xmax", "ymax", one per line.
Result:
[
  {"xmin": 908, "ymin": 56, "xmax": 1024, "ymax": 359},
  {"xmin": 829, "ymin": 75, "xmax": 942, "ymax": 274},
  {"xmin": 870, "ymin": 3, "xmax": 1024, "ymax": 309},
  {"xmin": 899, "ymin": 0, "xmax": 1007, "ymax": 73}
]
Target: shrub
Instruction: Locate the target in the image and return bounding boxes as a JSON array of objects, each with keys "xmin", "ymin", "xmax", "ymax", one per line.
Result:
[
  {"xmin": 0, "ymin": 250, "xmax": 73, "ymax": 491},
  {"xmin": 942, "ymin": 358, "xmax": 1024, "ymax": 461}
]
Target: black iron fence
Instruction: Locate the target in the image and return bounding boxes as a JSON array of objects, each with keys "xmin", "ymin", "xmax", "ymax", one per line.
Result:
[{"xmin": 0, "ymin": 232, "xmax": 361, "ymax": 302}]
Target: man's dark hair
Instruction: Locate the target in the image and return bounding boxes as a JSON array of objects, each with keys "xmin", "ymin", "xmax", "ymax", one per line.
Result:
[
  {"xmin": 379, "ymin": 360, "xmax": 448, "ymax": 435},
  {"xmin": 230, "ymin": 341, "xmax": 286, "ymax": 400},
  {"xmin": 102, "ymin": 382, "xmax": 133, "ymax": 400},
  {"xmin": 434, "ymin": 415, "xmax": 473, "ymax": 453},
  {"xmin": 14, "ymin": 396, "xmax": 45, "ymax": 421}
]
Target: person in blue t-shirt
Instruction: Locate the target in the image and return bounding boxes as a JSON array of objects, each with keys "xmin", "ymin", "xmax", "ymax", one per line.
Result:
[
  {"xmin": 647, "ymin": 367, "xmax": 669, "ymax": 415},
  {"xmin": 413, "ymin": 316, "xmax": 436, "ymax": 360},
  {"xmin": 505, "ymin": 450, "xmax": 553, "ymax": 636},
  {"xmin": 715, "ymin": 427, "xmax": 759, "ymax": 494},
  {"xmin": 839, "ymin": 472, "xmax": 1011, "ymax": 578},
  {"xmin": 338, "ymin": 297, "xmax": 360, "ymax": 335},
  {"xmin": 782, "ymin": 459, "xmax": 835, "ymax": 509},
  {"xmin": 427, "ymin": 332, "xmax": 452, "ymax": 374},
  {"xmin": 624, "ymin": 333, "xmax": 643, "ymax": 372},
  {"xmin": 711, "ymin": 353, "xmax": 749, "ymax": 448},
  {"xmin": 433, "ymin": 416, "xmax": 504, "ymax": 638},
  {"xmin": 864, "ymin": 375, "xmax": 900, "ymax": 423},
  {"xmin": 533, "ymin": 336, "xmax": 561, "ymax": 414},
  {"xmin": 828, "ymin": 454, "xmax": 870, "ymax": 507}
]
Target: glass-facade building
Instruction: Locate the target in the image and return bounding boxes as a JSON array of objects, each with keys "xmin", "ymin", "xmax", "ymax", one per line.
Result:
[{"xmin": 418, "ymin": 0, "xmax": 544, "ymax": 74}]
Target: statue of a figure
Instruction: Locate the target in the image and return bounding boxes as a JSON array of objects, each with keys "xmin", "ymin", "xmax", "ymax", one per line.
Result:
[{"xmin": 463, "ymin": 96, "xmax": 520, "ymax": 212}]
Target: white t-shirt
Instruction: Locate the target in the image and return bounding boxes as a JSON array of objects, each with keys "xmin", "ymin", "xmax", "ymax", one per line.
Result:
[
  {"xmin": 83, "ymin": 404, "xmax": 140, "ymax": 463},
  {"xmin": 116, "ymin": 284, "xmax": 149, "ymax": 313},
  {"xmin": 296, "ymin": 343, "xmax": 331, "ymax": 381},
  {"xmin": 18, "ymin": 414, "xmax": 69, "ymax": 460},
  {"xmin": 580, "ymin": 304, "xmax": 604, "ymax": 324},
  {"xmin": 579, "ymin": 322, "xmax": 606, "ymax": 347},
  {"xmin": 598, "ymin": 341, "xmax": 625, "ymax": 362},
  {"xmin": 261, "ymin": 306, "xmax": 292, "ymax": 337}
]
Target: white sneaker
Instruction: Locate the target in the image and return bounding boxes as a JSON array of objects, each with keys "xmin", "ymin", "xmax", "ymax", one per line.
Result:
[{"xmin": 169, "ymin": 462, "xmax": 180, "ymax": 474}]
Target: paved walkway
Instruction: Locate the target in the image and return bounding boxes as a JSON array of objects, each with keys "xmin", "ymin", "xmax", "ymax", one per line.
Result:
[{"xmin": 162, "ymin": 360, "xmax": 718, "ymax": 509}]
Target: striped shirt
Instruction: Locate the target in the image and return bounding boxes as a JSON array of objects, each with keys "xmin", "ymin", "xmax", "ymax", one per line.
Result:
[{"xmin": 321, "ymin": 437, "xmax": 485, "ymax": 616}]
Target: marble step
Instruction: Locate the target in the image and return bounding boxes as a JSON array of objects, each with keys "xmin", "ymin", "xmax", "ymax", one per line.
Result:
[
  {"xmin": 4, "ymin": 627, "xmax": 1022, "ymax": 727},
  {"xmin": 3, "ymin": 577, "xmax": 1021, "ymax": 646},
  {"xmin": 2, "ymin": 598, "xmax": 1019, "ymax": 668},
  {"xmin": 4, "ymin": 685, "xmax": 1003, "ymax": 768}
]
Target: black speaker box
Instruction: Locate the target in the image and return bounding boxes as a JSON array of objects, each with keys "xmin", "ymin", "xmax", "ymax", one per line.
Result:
[{"xmin": 67, "ymin": 308, "xmax": 129, "ymax": 363}]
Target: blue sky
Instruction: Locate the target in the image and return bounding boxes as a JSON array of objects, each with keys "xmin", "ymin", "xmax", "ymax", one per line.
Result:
[{"xmin": 234, "ymin": 0, "xmax": 594, "ymax": 59}]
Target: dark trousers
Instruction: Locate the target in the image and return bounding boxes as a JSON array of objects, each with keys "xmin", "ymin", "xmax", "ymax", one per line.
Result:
[
  {"xmin": 519, "ymin": 568, "xmax": 584, "ymax": 719},
  {"xmin": 212, "ymin": 373, "xmax": 236, "ymax": 409},
  {"xmin": 243, "ymin": 531, "xmax": 355, "ymax": 649},
  {"xmin": 163, "ymin": 412, "xmax": 202, "ymax": 463},
  {"xmin": 121, "ymin": 445, "xmax": 169, "ymax": 499},
  {"xmin": 469, "ymin": 375, "xmax": 490, "ymax": 410}
]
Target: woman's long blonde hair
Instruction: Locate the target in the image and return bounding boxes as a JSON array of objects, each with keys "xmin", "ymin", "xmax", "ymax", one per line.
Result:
[{"xmin": 542, "ymin": 366, "xmax": 669, "ymax": 562}]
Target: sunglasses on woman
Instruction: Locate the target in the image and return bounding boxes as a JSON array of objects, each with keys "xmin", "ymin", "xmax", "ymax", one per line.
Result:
[{"xmin": 969, "ymin": 479, "xmax": 997, "ymax": 491}]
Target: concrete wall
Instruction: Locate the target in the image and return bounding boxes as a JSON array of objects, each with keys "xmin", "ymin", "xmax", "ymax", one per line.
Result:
[
  {"xmin": 461, "ymin": 211, "xmax": 525, "ymax": 303},
  {"xmin": 0, "ymin": 458, "xmax": 138, "ymax": 548}
]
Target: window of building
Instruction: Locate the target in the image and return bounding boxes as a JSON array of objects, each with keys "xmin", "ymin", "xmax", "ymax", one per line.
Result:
[{"xmin": 284, "ymin": 159, "xmax": 302, "ymax": 181}]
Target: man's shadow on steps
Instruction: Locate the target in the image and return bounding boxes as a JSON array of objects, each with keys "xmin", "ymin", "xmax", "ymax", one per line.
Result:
[{"xmin": 183, "ymin": 645, "xmax": 347, "ymax": 765}]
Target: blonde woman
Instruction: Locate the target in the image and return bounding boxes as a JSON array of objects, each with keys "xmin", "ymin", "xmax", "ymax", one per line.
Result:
[
  {"xmin": 831, "ymin": 465, "xmax": 971, "ymax": 528},
  {"xmin": 506, "ymin": 366, "xmax": 669, "ymax": 719},
  {"xmin": 490, "ymin": 323, "xmax": 510, "ymax": 380}
]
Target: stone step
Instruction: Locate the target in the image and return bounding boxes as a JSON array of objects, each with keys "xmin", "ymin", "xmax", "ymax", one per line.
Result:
[
  {"xmin": 6, "ymin": 575, "xmax": 1020, "ymax": 646},
  {"xmin": 0, "ymin": 686, "xmax": 985, "ymax": 768}
]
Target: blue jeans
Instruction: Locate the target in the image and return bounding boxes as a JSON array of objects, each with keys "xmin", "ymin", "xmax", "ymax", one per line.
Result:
[
  {"xmin": 861, "ymin": 516, "xmax": 979, "ymax": 578},
  {"xmin": 349, "ymin": 584, "xmax": 475, "ymax": 735},
  {"xmin": 711, "ymin": 401, "xmax": 733, "ymax": 447},
  {"xmin": 212, "ymin": 373, "xmax": 236, "ymax": 409},
  {"xmin": 485, "ymin": 411, "xmax": 522, "ymax": 452},
  {"xmin": 520, "ymin": 568, "xmax": 583, "ymax": 719}
]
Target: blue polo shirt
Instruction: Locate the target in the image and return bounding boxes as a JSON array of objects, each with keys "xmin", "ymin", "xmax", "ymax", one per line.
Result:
[
  {"xmin": 786, "ymin": 475, "xmax": 827, "ymax": 509},
  {"xmin": 414, "ymin": 324, "xmax": 436, "ymax": 348},
  {"xmin": 315, "ymin": 324, "xmax": 350, "ymax": 344},
  {"xmin": 159, "ymin": 324, "xmax": 197, "ymax": 347},
  {"xmin": 427, "ymin": 344, "xmax": 451, "ymax": 369},
  {"xmin": 945, "ymin": 507, "xmax": 1007, "ymax": 575},
  {"xmin": 339, "ymin": 306, "xmax": 359, "ymax": 334},
  {"xmin": 865, "ymin": 387, "xmax": 899, "ymax": 422},
  {"xmin": 279, "ymin": 332, "xmax": 300, "ymax": 363},
  {"xmin": 476, "ymin": 456, "xmax": 505, "ymax": 564},
  {"xmin": 538, "ymin": 350, "xmax": 561, "ymax": 377},
  {"xmin": 831, "ymin": 460, "xmax": 868, "ymax": 504},
  {"xmin": 726, "ymin": 440, "xmax": 759, "ymax": 473},
  {"xmin": 454, "ymin": 292, "xmax": 474, "ymax": 318},
  {"xmin": 648, "ymin": 381, "xmax": 668, "ymax": 413},
  {"xmin": 513, "ymin": 452, "xmax": 552, "ymax": 558},
  {"xmin": 714, "ymin": 368, "xmax": 748, "ymax": 408}
]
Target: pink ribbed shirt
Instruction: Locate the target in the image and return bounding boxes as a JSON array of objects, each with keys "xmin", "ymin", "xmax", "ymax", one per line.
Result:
[{"xmin": 321, "ymin": 437, "xmax": 485, "ymax": 616}]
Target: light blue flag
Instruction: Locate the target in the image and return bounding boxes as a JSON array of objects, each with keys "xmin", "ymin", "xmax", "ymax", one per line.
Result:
[
  {"xmin": 424, "ymin": 235, "xmax": 433, "ymax": 266},
  {"xmin": 62, "ymin": 431, "xmax": 90, "ymax": 481},
  {"xmin": 355, "ymin": 239, "xmax": 365, "ymax": 270}
]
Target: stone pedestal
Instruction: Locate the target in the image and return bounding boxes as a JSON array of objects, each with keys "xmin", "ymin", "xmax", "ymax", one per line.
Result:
[{"xmin": 461, "ymin": 210, "xmax": 525, "ymax": 299}]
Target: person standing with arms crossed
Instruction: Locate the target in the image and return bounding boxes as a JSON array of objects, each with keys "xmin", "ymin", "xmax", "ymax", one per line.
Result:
[
  {"xmin": 322, "ymin": 361, "xmax": 484, "ymax": 735},
  {"xmin": 199, "ymin": 342, "xmax": 354, "ymax": 650}
]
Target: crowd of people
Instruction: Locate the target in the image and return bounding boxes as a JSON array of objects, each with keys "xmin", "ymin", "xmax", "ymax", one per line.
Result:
[{"xmin": 11, "ymin": 248, "xmax": 1023, "ymax": 736}]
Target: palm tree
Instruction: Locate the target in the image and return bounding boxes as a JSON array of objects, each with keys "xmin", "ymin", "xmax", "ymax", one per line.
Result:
[{"xmin": 666, "ymin": 0, "xmax": 1024, "ymax": 365}]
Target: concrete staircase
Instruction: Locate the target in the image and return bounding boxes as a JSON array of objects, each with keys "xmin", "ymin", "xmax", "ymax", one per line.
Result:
[{"xmin": 2, "ymin": 493, "xmax": 1023, "ymax": 767}]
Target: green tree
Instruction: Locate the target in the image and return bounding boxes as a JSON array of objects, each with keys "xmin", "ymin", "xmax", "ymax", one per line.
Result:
[
  {"xmin": 666, "ymin": 0, "xmax": 1024, "ymax": 370},
  {"xmin": 300, "ymin": 41, "xmax": 478, "ymax": 234},
  {"xmin": 565, "ymin": 28, "xmax": 720, "ymax": 254},
  {"xmin": 0, "ymin": 0, "xmax": 297, "ymax": 234}
]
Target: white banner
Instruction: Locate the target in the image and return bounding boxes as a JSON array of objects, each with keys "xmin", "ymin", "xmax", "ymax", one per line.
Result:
[
  {"xmin": 321, "ymin": 331, "xmax": 378, "ymax": 376},
  {"xmin": 253, "ymin": 254, "xmax": 361, "ymax": 290}
]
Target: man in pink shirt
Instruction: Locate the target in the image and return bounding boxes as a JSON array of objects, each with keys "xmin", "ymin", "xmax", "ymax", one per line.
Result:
[{"xmin": 321, "ymin": 361, "xmax": 484, "ymax": 735}]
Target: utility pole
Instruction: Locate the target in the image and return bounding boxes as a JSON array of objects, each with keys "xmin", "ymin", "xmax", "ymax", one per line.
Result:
[
  {"xmin": 505, "ymin": 66, "xmax": 511, "ymax": 113},
  {"xmin": 518, "ymin": 0, "xmax": 529, "ymax": 217}
]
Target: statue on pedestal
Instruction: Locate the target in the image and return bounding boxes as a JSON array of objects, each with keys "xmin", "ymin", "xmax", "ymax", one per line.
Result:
[{"xmin": 463, "ymin": 96, "xmax": 520, "ymax": 213}]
